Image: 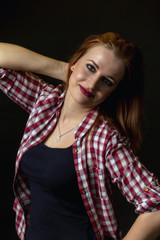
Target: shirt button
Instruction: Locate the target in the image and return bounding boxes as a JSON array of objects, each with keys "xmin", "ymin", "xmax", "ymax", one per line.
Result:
[
  {"xmin": 97, "ymin": 232, "xmax": 100, "ymax": 238},
  {"xmin": 144, "ymin": 187, "xmax": 149, "ymax": 192},
  {"xmin": 76, "ymin": 170, "xmax": 79, "ymax": 174},
  {"xmin": 89, "ymin": 211, "xmax": 94, "ymax": 216},
  {"xmin": 74, "ymin": 149, "xmax": 78, "ymax": 153},
  {"xmin": 82, "ymin": 190, "xmax": 86, "ymax": 194}
]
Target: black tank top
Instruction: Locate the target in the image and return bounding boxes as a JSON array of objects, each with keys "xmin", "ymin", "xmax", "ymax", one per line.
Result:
[{"xmin": 20, "ymin": 142, "xmax": 97, "ymax": 240}]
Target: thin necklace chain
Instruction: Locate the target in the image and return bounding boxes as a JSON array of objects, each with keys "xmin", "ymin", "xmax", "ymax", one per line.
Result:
[{"xmin": 56, "ymin": 121, "xmax": 77, "ymax": 142}]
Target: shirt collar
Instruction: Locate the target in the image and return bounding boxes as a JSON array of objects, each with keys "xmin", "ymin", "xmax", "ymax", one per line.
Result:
[
  {"xmin": 74, "ymin": 107, "xmax": 99, "ymax": 140},
  {"xmin": 57, "ymin": 89, "xmax": 66, "ymax": 109}
]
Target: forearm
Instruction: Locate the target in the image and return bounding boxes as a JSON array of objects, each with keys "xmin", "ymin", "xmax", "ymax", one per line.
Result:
[
  {"xmin": 0, "ymin": 42, "xmax": 68, "ymax": 81},
  {"xmin": 123, "ymin": 210, "xmax": 160, "ymax": 240}
]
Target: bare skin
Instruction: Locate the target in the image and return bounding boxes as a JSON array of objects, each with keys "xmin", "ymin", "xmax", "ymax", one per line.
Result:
[
  {"xmin": 0, "ymin": 42, "xmax": 67, "ymax": 81},
  {"xmin": 44, "ymin": 45, "xmax": 125, "ymax": 148},
  {"xmin": 0, "ymin": 42, "xmax": 160, "ymax": 239},
  {"xmin": 123, "ymin": 210, "xmax": 160, "ymax": 240}
]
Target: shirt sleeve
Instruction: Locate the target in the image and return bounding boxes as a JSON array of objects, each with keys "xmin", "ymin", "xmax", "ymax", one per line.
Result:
[
  {"xmin": 105, "ymin": 131, "xmax": 160, "ymax": 214},
  {"xmin": 0, "ymin": 67, "xmax": 53, "ymax": 114}
]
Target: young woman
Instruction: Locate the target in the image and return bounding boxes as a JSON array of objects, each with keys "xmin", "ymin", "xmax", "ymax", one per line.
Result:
[{"xmin": 0, "ymin": 32, "xmax": 160, "ymax": 240}]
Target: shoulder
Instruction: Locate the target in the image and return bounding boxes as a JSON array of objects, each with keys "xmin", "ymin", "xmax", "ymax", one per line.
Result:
[
  {"xmin": 96, "ymin": 116, "xmax": 130, "ymax": 148},
  {"xmin": 40, "ymin": 83, "xmax": 65, "ymax": 97}
]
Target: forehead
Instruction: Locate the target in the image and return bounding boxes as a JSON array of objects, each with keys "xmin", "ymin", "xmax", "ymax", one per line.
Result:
[
  {"xmin": 80, "ymin": 45, "xmax": 125, "ymax": 81},
  {"xmin": 83, "ymin": 45, "xmax": 117, "ymax": 62}
]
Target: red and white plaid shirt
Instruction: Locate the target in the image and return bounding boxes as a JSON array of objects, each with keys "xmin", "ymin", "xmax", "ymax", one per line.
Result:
[{"xmin": 0, "ymin": 68, "xmax": 160, "ymax": 240}]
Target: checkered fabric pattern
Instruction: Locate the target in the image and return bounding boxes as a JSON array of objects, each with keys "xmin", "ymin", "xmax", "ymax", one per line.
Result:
[{"xmin": 0, "ymin": 68, "xmax": 160, "ymax": 240}]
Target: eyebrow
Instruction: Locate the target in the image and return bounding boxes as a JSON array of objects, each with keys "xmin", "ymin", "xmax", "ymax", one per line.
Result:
[{"xmin": 88, "ymin": 59, "xmax": 117, "ymax": 83}]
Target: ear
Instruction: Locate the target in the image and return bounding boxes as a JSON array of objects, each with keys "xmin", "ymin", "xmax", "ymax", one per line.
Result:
[{"xmin": 70, "ymin": 64, "xmax": 75, "ymax": 72}]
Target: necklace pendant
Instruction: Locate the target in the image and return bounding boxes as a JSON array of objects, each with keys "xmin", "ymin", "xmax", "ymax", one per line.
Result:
[{"xmin": 56, "ymin": 136, "xmax": 61, "ymax": 142}]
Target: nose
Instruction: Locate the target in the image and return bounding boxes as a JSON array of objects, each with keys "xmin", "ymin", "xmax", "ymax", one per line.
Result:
[{"xmin": 87, "ymin": 75, "xmax": 99, "ymax": 91}]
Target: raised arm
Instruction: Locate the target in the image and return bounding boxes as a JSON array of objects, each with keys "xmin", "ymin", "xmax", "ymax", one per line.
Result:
[{"xmin": 0, "ymin": 42, "xmax": 68, "ymax": 81}]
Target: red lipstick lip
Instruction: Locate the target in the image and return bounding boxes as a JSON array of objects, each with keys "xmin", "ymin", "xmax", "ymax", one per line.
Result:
[{"xmin": 79, "ymin": 85, "xmax": 94, "ymax": 98}]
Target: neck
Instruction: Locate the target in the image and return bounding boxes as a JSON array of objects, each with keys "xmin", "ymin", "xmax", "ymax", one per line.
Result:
[{"xmin": 60, "ymin": 92, "xmax": 92, "ymax": 125}]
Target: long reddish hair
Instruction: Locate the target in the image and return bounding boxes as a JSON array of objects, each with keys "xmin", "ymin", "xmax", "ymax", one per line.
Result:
[{"xmin": 66, "ymin": 32, "xmax": 144, "ymax": 152}]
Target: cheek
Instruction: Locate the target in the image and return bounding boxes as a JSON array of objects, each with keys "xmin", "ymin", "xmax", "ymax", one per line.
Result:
[
  {"xmin": 68, "ymin": 73, "xmax": 81, "ymax": 88},
  {"xmin": 99, "ymin": 86, "xmax": 115, "ymax": 100},
  {"xmin": 96, "ymin": 90, "xmax": 109, "ymax": 102},
  {"xmin": 71, "ymin": 69, "xmax": 87, "ymax": 83}
]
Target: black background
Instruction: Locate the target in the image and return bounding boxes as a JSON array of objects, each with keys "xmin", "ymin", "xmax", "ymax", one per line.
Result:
[{"xmin": 0, "ymin": 0, "xmax": 160, "ymax": 239}]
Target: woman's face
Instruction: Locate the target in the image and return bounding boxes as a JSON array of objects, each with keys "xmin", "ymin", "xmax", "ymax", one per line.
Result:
[{"xmin": 67, "ymin": 45, "xmax": 125, "ymax": 110}]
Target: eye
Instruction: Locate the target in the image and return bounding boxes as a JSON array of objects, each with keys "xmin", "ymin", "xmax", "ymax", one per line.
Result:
[
  {"xmin": 86, "ymin": 64, "xmax": 96, "ymax": 72},
  {"xmin": 103, "ymin": 77, "xmax": 113, "ymax": 87}
]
